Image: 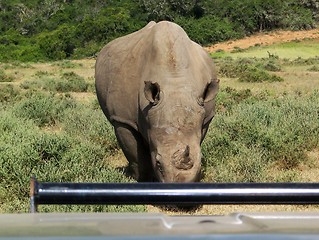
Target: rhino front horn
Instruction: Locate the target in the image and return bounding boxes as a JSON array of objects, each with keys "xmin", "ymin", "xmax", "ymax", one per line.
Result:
[
  {"xmin": 183, "ymin": 145, "xmax": 190, "ymax": 158},
  {"xmin": 173, "ymin": 145, "xmax": 194, "ymax": 170}
]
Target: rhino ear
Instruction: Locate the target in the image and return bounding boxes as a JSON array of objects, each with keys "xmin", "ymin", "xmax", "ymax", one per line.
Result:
[
  {"xmin": 144, "ymin": 81, "xmax": 161, "ymax": 105},
  {"xmin": 202, "ymin": 79, "xmax": 219, "ymax": 103}
]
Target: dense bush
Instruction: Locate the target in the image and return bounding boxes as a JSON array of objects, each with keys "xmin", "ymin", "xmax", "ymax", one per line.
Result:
[
  {"xmin": 20, "ymin": 71, "xmax": 89, "ymax": 93},
  {"xmin": 203, "ymin": 91, "xmax": 319, "ymax": 182},
  {"xmin": 176, "ymin": 16, "xmax": 243, "ymax": 45},
  {"xmin": 59, "ymin": 72, "xmax": 89, "ymax": 92},
  {"xmin": 218, "ymin": 58, "xmax": 284, "ymax": 82},
  {"xmin": 12, "ymin": 92, "xmax": 77, "ymax": 127},
  {"xmin": 51, "ymin": 60, "xmax": 83, "ymax": 69},
  {"xmin": 0, "ymin": 0, "xmax": 317, "ymax": 61},
  {"xmin": 0, "ymin": 109, "xmax": 143, "ymax": 213},
  {"xmin": 216, "ymin": 87, "xmax": 254, "ymax": 111},
  {"xmin": 238, "ymin": 66, "xmax": 284, "ymax": 83},
  {"xmin": 61, "ymin": 104, "xmax": 118, "ymax": 152},
  {"xmin": 0, "ymin": 29, "xmax": 45, "ymax": 62},
  {"xmin": 38, "ymin": 25, "xmax": 77, "ymax": 60}
]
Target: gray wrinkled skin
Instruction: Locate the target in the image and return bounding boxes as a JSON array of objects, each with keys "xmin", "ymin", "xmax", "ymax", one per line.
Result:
[{"xmin": 95, "ymin": 21, "xmax": 219, "ymax": 182}]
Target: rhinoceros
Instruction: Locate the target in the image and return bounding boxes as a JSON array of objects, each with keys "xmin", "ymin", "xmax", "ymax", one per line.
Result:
[{"xmin": 95, "ymin": 21, "xmax": 219, "ymax": 182}]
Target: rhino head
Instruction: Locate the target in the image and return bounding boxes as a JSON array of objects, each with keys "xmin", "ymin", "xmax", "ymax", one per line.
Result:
[{"xmin": 139, "ymin": 79, "xmax": 219, "ymax": 183}]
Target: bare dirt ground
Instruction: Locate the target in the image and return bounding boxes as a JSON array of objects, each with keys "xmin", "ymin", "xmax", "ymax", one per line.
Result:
[{"xmin": 205, "ymin": 27, "xmax": 319, "ymax": 53}]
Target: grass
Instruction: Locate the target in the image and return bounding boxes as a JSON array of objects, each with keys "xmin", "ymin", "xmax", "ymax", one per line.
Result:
[
  {"xmin": 203, "ymin": 91, "xmax": 319, "ymax": 183},
  {"xmin": 0, "ymin": 92, "xmax": 145, "ymax": 213},
  {"xmin": 211, "ymin": 38, "xmax": 319, "ymax": 59},
  {"xmin": 0, "ymin": 69, "xmax": 14, "ymax": 82},
  {"xmin": 1, "ymin": 38, "xmax": 319, "ymax": 214}
]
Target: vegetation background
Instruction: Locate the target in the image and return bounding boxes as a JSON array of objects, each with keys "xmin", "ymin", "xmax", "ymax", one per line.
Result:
[
  {"xmin": 0, "ymin": 0, "xmax": 319, "ymax": 62},
  {"xmin": 0, "ymin": 0, "xmax": 319, "ymax": 214}
]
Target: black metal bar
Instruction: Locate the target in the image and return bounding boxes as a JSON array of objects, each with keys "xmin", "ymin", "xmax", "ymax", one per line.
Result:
[{"xmin": 30, "ymin": 177, "xmax": 319, "ymax": 212}]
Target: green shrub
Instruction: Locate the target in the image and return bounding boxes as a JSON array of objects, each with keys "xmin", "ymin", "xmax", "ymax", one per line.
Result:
[
  {"xmin": 51, "ymin": 61, "xmax": 83, "ymax": 69},
  {"xmin": 0, "ymin": 84, "xmax": 19, "ymax": 102},
  {"xmin": 2, "ymin": 62, "xmax": 34, "ymax": 69},
  {"xmin": 59, "ymin": 72, "xmax": 88, "ymax": 92},
  {"xmin": 0, "ymin": 69, "xmax": 14, "ymax": 82},
  {"xmin": 176, "ymin": 15, "xmax": 244, "ymax": 45},
  {"xmin": 218, "ymin": 58, "xmax": 253, "ymax": 78},
  {"xmin": 263, "ymin": 60, "xmax": 282, "ymax": 72},
  {"xmin": 281, "ymin": 6, "xmax": 315, "ymax": 30},
  {"xmin": 73, "ymin": 41, "xmax": 102, "ymax": 59},
  {"xmin": 290, "ymin": 57, "xmax": 319, "ymax": 66},
  {"xmin": 0, "ymin": 109, "xmax": 144, "ymax": 213},
  {"xmin": 218, "ymin": 58, "xmax": 284, "ymax": 82},
  {"xmin": 0, "ymin": 29, "xmax": 45, "ymax": 62},
  {"xmin": 12, "ymin": 92, "xmax": 77, "ymax": 127},
  {"xmin": 38, "ymin": 25, "xmax": 77, "ymax": 60},
  {"xmin": 0, "ymin": 41, "xmax": 45, "ymax": 62},
  {"xmin": 203, "ymin": 91, "xmax": 319, "ymax": 183},
  {"xmin": 216, "ymin": 87, "xmax": 254, "ymax": 111},
  {"xmin": 238, "ymin": 66, "xmax": 284, "ymax": 82},
  {"xmin": 20, "ymin": 80, "xmax": 43, "ymax": 90},
  {"xmin": 33, "ymin": 70, "xmax": 54, "ymax": 78},
  {"xmin": 61, "ymin": 104, "xmax": 118, "ymax": 152},
  {"xmin": 308, "ymin": 65, "xmax": 319, "ymax": 72},
  {"xmin": 20, "ymin": 72, "xmax": 88, "ymax": 93}
]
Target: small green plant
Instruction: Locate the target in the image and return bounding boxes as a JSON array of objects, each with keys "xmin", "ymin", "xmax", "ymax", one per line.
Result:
[
  {"xmin": 216, "ymin": 87, "xmax": 254, "ymax": 111},
  {"xmin": 2, "ymin": 62, "xmax": 33, "ymax": 69},
  {"xmin": 290, "ymin": 57, "xmax": 319, "ymax": 65},
  {"xmin": 58, "ymin": 72, "xmax": 88, "ymax": 92},
  {"xmin": 218, "ymin": 58, "xmax": 284, "ymax": 82},
  {"xmin": 0, "ymin": 84, "xmax": 19, "ymax": 102},
  {"xmin": 231, "ymin": 46, "xmax": 245, "ymax": 53},
  {"xmin": 33, "ymin": 70, "xmax": 54, "ymax": 78},
  {"xmin": 263, "ymin": 60, "xmax": 282, "ymax": 72},
  {"xmin": 61, "ymin": 104, "xmax": 118, "ymax": 151},
  {"xmin": 238, "ymin": 66, "xmax": 284, "ymax": 83},
  {"xmin": 308, "ymin": 65, "xmax": 319, "ymax": 72},
  {"xmin": 51, "ymin": 61, "xmax": 83, "ymax": 69},
  {"xmin": 20, "ymin": 80, "xmax": 43, "ymax": 90},
  {"xmin": 20, "ymin": 72, "xmax": 89, "ymax": 93},
  {"xmin": 0, "ymin": 69, "xmax": 14, "ymax": 82}
]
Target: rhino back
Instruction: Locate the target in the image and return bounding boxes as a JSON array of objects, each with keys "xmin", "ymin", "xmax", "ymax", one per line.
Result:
[{"xmin": 95, "ymin": 21, "xmax": 156, "ymax": 126}]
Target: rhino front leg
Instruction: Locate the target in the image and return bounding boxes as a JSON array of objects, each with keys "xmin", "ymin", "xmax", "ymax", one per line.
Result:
[{"xmin": 113, "ymin": 122, "xmax": 154, "ymax": 182}]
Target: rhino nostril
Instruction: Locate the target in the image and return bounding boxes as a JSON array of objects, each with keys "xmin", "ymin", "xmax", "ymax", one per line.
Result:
[{"xmin": 156, "ymin": 160, "xmax": 164, "ymax": 176}]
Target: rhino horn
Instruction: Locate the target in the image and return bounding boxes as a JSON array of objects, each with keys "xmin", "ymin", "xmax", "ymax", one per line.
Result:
[
  {"xmin": 173, "ymin": 145, "xmax": 194, "ymax": 170},
  {"xmin": 183, "ymin": 145, "xmax": 190, "ymax": 159}
]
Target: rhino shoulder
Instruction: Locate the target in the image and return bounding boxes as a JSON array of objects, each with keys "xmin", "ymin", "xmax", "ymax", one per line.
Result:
[{"xmin": 97, "ymin": 21, "xmax": 156, "ymax": 59}]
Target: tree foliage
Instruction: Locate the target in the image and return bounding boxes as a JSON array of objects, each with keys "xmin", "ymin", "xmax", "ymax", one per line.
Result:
[{"xmin": 0, "ymin": 0, "xmax": 317, "ymax": 61}]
